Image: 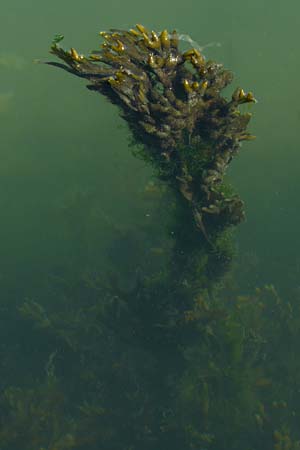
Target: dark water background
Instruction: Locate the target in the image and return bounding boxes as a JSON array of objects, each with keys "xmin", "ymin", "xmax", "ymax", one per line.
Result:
[{"xmin": 0, "ymin": 0, "xmax": 299, "ymax": 350}]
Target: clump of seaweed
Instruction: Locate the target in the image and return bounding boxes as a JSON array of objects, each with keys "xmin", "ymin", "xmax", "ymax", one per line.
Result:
[
  {"xmin": 48, "ymin": 24, "xmax": 255, "ymax": 244},
  {"xmin": 3, "ymin": 271, "xmax": 300, "ymax": 450},
  {"xmin": 6, "ymin": 24, "xmax": 296, "ymax": 450}
]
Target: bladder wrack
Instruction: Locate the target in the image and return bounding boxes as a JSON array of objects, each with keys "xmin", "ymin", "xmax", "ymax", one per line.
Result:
[{"xmin": 48, "ymin": 24, "xmax": 256, "ymax": 243}]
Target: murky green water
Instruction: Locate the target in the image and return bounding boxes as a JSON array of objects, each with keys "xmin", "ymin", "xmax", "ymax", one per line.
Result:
[
  {"xmin": 1, "ymin": 1, "xmax": 300, "ymax": 449},
  {"xmin": 1, "ymin": 0, "xmax": 299, "ymax": 297}
]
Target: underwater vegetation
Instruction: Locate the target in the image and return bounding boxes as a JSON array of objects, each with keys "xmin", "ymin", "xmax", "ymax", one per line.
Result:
[
  {"xmin": 47, "ymin": 24, "xmax": 255, "ymax": 246},
  {"xmin": 1, "ymin": 25, "xmax": 300, "ymax": 450},
  {"xmin": 2, "ymin": 276, "xmax": 300, "ymax": 450}
]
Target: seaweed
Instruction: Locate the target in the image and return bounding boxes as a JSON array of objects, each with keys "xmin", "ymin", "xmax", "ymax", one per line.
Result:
[
  {"xmin": 47, "ymin": 24, "xmax": 255, "ymax": 251},
  {"xmin": 1, "ymin": 24, "xmax": 300, "ymax": 450}
]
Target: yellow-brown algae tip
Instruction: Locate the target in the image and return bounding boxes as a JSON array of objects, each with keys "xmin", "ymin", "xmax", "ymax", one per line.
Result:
[
  {"xmin": 129, "ymin": 28, "xmax": 140, "ymax": 36},
  {"xmin": 160, "ymin": 30, "xmax": 170, "ymax": 49},
  {"xmin": 233, "ymin": 88, "xmax": 256, "ymax": 104},
  {"xmin": 240, "ymin": 134, "xmax": 256, "ymax": 141},
  {"xmin": 108, "ymin": 76, "xmax": 121, "ymax": 87},
  {"xmin": 70, "ymin": 47, "xmax": 81, "ymax": 61},
  {"xmin": 147, "ymin": 54, "xmax": 156, "ymax": 67},
  {"xmin": 136, "ymin": 23, "xmax": 149, "ymax": 35},
  {"xmin": 191, "ymin": 53, "xmax": 205, "ymax": 67},
  {"xmin": 183, "ymin": 48, "xmax": 201, "ymax": 59},
  {"xmin": 245, "ymin": 91, "xmax": 256, "ymax": 102},
  {"xmin": 238, "ymin": 88, "xmax": 246, "ymax": 100},
  {"xmin": 148, "ymin": 55, "xmax": 164, "ymax": 68},
  {"xmin": 183, "ymin": 79, "xmax": 193, "ymax": 93},
  {"xmin": 111, "ymin": 40, "xmax": 125, "ymax": 53},
  {"xmin": 144, "ymin": 34, "xmax": 160, "ymax": 49},
  {"xmin": 232, "ymin": 87, "xmax": 243, "ymax": 102},
  {"xmin": 89, "ymin": 54, "xmax": 101, "ymax": 61},
  {"xmin": 151, "ymin": 31, "xmax": 159, "ymax": 43},
  {"xmin": 200, "ymin": 80, "xmax": 208, "ymax": 94}
]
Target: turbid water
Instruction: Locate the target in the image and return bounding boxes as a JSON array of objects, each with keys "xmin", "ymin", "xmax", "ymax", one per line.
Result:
[
  {"xmin": 0, "ymin": 1, "xmax": 300, "ymax": 449},
  {"xmin": 1, "ymin": 0, "xmax": 299, "ymax": 299}
]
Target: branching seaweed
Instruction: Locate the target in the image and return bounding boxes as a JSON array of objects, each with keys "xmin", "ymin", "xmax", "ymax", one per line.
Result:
[
  {"xmin": 47, "ymin": 24, "xmax": 255, "ymax": 246},
  {"xmin": 2, "ymin": 24, "xmax": 300, "ymax": 450}
]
